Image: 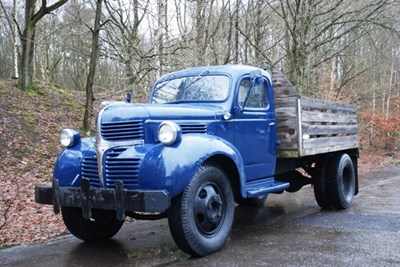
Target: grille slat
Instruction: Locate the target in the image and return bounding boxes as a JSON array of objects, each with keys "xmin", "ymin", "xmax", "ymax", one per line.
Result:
[
  {"xmin": 105, "ymin": 148, "xmax": 140, "ymax": 187},
  {"xmin": 81, "ymin": 148, "xmax": 141, "ymax": 189},
  {"xmin": 101, "ymin": 120, "xmax": 144, "ymax": 141},
  {"xmin": 82, "ymin": 157, "xmax": 101, "ymax": 187}
]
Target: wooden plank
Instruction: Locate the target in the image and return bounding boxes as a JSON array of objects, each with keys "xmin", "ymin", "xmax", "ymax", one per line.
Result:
[
  {"xmin": 302, "ymin": 124, "xmax": 358, "ymax": 136},
  {"xmin": 302, "ymin": 110, "xmax": 357, "ymax": 124},
  {"xmin": 275, "ymin": 96, "xmax": 299, "ymax": 108},
  {"xmin": 301, "ymin": 97, "xmax": 357, "ymax": 113},
  {"xmin": 277, "ymin": 149, "xmax": 300, "ymax": 158},
  {"xmin": 276, "ymin": 107, "xmax": 297, "ymax": 120},
  {"xmin": 277, "ymin": 140, "xmax": 298, "ymax": 149},
  {"xmin": 302, "ymin": 135, "xmax": 358, "ymax": 150},
  {"xmin": 272, "ymin": 69, "xmax": 300, "ymax": 101},
  {"xmin": 300, "ymin": 143, "xmax": 359, "ymax": 157}
]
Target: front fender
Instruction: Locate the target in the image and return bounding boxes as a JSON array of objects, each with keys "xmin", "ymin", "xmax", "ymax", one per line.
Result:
[
  {"xmin": 53, "ymin": 137, "xmax": 95, "ymax": 186},
  {"xmin": 139, "ymin": 134, "xmax": 245, "ymax": 198}
]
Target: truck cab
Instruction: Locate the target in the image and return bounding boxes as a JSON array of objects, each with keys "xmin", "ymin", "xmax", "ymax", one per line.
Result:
[{"xmin": 35, "ymin": 65, "xmax": 358, "ymax": 257}]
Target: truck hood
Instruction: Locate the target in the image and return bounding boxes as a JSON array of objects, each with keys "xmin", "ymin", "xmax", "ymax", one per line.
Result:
[{"xmin": 100, "ymin": 103, "xmax": 220, "ymax": 123}]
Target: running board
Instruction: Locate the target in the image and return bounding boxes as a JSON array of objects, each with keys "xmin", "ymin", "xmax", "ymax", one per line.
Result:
[{"xmin": 245, "ymin": 178, "xmax": 290, "ymax": 197}]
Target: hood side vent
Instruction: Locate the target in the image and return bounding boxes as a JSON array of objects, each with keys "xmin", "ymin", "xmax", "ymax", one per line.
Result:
[
  {"xmin": 101, "ymin": 120, "xmax": 144, "ymax": 141},
  {"xmin": 180, "ymin": 124, "xmax": 207, "ymax": 134}
]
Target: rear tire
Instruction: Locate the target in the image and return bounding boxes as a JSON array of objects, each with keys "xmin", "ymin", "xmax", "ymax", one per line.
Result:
[
  {"xmin": 61, "ymin": 207, "xmax": 124, "ymax": 241},
  {"xmin": 313, "ymin": 158, "xmax": 333, "ymax": 209},
  {"xmin": 326, "ymin": 154, "xmax": 356, "ymax": 209}
]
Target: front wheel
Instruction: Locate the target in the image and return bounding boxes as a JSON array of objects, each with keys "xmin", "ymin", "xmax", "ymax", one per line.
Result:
[
  {"xmin": 61, "ymin": 207, "xmax": 124, "ymax": 241},
  {"xmin": 168, "ymin": 163, "xmax": 234, "ymax": 257}
]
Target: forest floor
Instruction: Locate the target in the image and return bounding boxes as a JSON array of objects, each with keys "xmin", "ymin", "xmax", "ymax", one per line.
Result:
[{"xmin": 0, "ymin": 80, "xmax": 399, "ymax": 249}]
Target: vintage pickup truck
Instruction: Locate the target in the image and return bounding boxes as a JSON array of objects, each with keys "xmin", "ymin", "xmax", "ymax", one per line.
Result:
[{"xmin": 35, "ymin": 65, "xmax": 359, "ymax": 257}]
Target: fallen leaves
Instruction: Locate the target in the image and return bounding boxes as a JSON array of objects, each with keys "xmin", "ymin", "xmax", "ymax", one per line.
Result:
[{"xmin": 0, "ymin": 80, "xmax": 83, "ymax": 248}]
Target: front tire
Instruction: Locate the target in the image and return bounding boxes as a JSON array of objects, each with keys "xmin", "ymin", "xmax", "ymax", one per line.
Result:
[
  {"xmin": 168, "ymin": 163, "xmax": 234, "ymax": 257},
  {"xmin": 61, "ymin": 207, "xmax": 124, "ymax": 241}
]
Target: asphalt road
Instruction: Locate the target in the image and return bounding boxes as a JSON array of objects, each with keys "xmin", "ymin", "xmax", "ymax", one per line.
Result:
[{"xmin": 1, "ymin": 165, "xmax": 400, "ymax": 267}]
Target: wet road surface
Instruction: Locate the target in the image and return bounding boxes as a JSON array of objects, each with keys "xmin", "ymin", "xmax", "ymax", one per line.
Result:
[{"xmin": 1, "ymin": 165, "xmax": 400, "ymax": 266}]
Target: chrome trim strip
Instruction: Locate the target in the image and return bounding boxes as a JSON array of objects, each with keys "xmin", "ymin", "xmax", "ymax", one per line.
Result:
[{"xmin": 70, "ymin": 174, "xmax": 80, "ymax": 186}]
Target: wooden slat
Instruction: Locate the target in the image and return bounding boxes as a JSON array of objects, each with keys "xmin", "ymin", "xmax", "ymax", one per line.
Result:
[
  {"xmin": 300, "ymin": 142, "xmax": 359, "ymax": 157},
  {"xmin": 276, "ymin": 107, "xmax": 297, "ymax": 121},
  {"xmin": 277, "ymin": 149, "xmax": 300, "ymax": 158},
  {"xmin": 302, "ymin": 110, "xmax": 357, "ymax": 124},
  {"xmin": 275, "ymin": 96, "xmax": 299, "ymax": 107},
  {"xmin": 302, "ymin": 135, "xmax": 358, "ymax": 150},
  {"xmin": 301, "ymin": 97, "xmax": 357, "ymax": 113},
  {"xmin": 302, "ymin": 123, "xmax": 357, "ymax": 136}
]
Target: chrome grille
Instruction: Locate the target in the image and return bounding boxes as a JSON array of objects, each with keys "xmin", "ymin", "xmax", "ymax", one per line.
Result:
[
  {"xmin": 101, "ymin": 120, "xmax": 144, "ymax": 141},
  {"xmin": 81, "ymin": 156, "xmax": 101, "ymax": 187},
  {"xmin": 180, "ymin": 124, "xmax": 206, "ymax": 134},
  {"xmin": 81, "ymin": 148, "xmax": 141, "ymax": 189},
  {"xmin": 104, "ymin": 147, "xmax": 140, "ymax": 188}
]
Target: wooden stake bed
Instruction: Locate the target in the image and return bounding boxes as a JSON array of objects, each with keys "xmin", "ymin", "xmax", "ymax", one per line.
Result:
[{"xmin": 272, "ymin": 69, "xmax": 359, "ymax": 158}]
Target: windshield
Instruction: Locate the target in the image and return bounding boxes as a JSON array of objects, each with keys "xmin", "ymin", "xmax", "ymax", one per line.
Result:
[{"xmin": 151, "ymin": 75, "xmax": 230, "ymax": 104}]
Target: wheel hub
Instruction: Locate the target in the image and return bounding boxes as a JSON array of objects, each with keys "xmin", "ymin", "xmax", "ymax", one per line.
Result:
[
  {"xmin": 206, "ymin": 195, "xmax": 222, "ymax": 223},
  {"xmin": 194, "ymin": 183, "xmax": 225, "ymax": 234}
]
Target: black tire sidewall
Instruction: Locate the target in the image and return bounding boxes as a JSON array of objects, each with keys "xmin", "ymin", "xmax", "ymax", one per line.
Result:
[
  {"xmin": 313, "ymin": 158, "xmax": 333, "ymax": 209},
  {"xmin": 169, "ymin": 164, "xmax": 234, "ymax": 257},
  {"xmin": 327, "ymin": 154, "xmax": 356, "ymax": 210},
  {"xmin": 61, "ymin": 207, "xmax": 124, "ymax": 241}
]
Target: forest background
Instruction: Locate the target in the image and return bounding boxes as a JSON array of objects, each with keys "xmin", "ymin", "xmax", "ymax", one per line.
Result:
[{"xmin": 0, "ymin": 0, "xmax": 399, "ymax": 247}]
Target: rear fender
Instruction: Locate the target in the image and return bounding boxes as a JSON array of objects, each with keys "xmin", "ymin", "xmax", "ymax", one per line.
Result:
[{"xmin": 139, "ymin": 134, "xmax": 245, "ymax": 197}]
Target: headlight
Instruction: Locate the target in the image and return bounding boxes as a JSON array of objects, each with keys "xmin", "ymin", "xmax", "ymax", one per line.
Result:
[
  {"xmin": 157, "ymin": 121, "xmax": 181, "ymax": 146},
  {"xmin": 60, "ymin": 129, "xmax": 81, "ymax": 148}
]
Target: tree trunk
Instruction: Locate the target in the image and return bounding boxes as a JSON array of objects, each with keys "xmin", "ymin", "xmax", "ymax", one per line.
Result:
[
  {"xmin": 83, "ymin": 0, "xmax": 103, "ymax": 132},
  {"xmin": 12, "ymin": 0, "xmax": 19, "ymax": 79},
  {"xmin": 18, "ymin": 0, "xmax": 69, "ymax": 89},
  {"xmin": 19, "ymin": 0, "xmax": 36, "ymax": 89}
]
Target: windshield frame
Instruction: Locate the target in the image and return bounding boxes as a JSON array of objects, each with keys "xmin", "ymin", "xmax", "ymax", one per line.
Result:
[{"xmin": 149, "ymin": 73, "xmax": 231, "ymax": 104}]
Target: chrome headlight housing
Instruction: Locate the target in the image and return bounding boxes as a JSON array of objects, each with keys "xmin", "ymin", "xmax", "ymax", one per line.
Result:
[
  {"xmin": 157, "ymin": 121, "xmax": 181, "ymax": 146},
  {"xmin": 60, "ymin": 128, "xmax": 81, "ymax": 148}
]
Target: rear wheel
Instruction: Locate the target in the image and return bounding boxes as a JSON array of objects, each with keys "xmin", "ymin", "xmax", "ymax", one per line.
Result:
[
  {"xmin": 168, "ymin": 163, "xmax": 234, "ymax": 257},
  {"xmin": 313, "ymin": 158, "xmax": 333, "ymax": 209},
  {"xmin": 61, "ymin": 207, "xmax": 124, "ymax": 241},
  {"xmin": 313, "ymin": 154, "xmax": 356, "ymax": 210},
  {"xmin": 326, "ymin": 154, "xmax": 356, "ymax": 209}
]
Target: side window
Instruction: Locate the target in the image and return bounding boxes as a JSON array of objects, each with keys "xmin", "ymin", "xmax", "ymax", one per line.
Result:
[{"xmin": 238, "ymin": 78, "xmax": 268, "ymax": 109}]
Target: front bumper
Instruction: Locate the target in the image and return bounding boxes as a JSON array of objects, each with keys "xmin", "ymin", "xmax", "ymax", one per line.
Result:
[{"xmin": 35, "ymin": 178, "xmax": 170, "ymax": 221}]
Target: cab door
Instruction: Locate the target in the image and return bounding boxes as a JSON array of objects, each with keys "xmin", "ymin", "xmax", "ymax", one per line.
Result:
[{"xmin": 233, "ymin": 74, "xmax": 277, "ymax": 181}]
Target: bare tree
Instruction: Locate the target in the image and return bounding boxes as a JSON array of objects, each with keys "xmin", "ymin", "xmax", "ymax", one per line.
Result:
[{"xmin": 83, "ymin": 0, "xmax": 103, "ymax": 132}]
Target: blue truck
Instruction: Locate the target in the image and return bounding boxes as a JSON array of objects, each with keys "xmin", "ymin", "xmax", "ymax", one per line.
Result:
[{"xmin": 35, "ymin": 65, "xmax": 359, "ymax": 257}]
